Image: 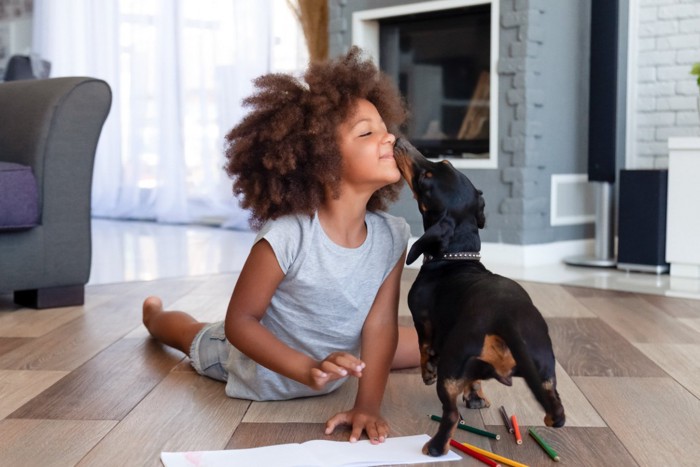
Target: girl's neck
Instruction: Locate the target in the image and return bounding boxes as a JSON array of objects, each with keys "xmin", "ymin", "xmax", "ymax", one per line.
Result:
[{"xmin": 317, "ymin": 196, "xmax": 369, "ymax": 248}]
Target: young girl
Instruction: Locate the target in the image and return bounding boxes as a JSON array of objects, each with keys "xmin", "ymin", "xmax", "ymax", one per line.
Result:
[{"xmin": 142, "ymin": 47, "xmax": 419, "ymax": 445}]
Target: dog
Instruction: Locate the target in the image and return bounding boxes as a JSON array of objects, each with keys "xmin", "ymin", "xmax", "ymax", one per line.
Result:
[{"xmin": 393, "ymin": 138, "xmax": 565, "ymax": 457}]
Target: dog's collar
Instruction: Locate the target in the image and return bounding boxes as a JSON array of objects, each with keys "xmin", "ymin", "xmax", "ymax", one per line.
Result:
[{"xmin": 424, "ymin": 251, "xmax": 481, "ymax": 262}]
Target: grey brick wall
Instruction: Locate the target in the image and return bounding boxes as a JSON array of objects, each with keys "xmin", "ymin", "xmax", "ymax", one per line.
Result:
[
  {"xmin": 635, "ymin": 0, "xmax": 700, "ymax": 168},
  {"xmin": 496, "ymin": 0, "xmax": 551, "ymax": 244}
]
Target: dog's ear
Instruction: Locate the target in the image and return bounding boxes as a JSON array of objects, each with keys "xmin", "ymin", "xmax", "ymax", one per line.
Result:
[
  {"xmin": 476, "ymin": 190, "xmax": 486, "ymax": 229},
  {"xmin": 406, "ymin": 213, "xmax": 456, "ymax": 264}
]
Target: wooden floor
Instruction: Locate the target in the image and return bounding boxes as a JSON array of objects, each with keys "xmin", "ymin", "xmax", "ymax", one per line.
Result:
[{"xmin": 1, "ymin": 270, "xmax": 699, "ymax": 466}]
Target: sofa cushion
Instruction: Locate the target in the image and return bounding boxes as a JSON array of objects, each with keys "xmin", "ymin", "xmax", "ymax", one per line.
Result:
[{"xmin": 0, "ymin": 161, "xmax": 39, "ymax": 230}]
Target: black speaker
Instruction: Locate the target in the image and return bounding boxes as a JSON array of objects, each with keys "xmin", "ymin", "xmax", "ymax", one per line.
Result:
[
  {"xmin": 566, "ymin": 0, "xmax": 622, "ymax": 268},
  {"xmin": 588, "ymin": 0, "xmax": 619, "ymax": 183},
  {"xmin": 617, "ymin": 170, "xmax": 669, "ymax": 273}
]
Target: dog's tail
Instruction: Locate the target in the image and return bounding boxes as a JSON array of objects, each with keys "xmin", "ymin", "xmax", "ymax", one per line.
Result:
[{"xmin": 499, "ymin": 326, "xmax": 565, "ymax": 427}]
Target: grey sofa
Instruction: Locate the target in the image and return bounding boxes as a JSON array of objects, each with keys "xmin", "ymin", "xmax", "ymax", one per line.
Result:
[{"xmin": 0, "ymin": 77, "xmax": 112, "ymax": 308}]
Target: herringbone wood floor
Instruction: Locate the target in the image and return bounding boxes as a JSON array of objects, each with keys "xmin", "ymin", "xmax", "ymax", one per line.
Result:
[{"xmin": 1, "ymin": 269, "xmax": 699, "ymax": 466}]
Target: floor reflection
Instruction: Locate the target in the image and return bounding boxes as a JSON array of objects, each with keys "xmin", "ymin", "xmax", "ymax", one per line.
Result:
[
  {"xmin": 90, "ymin": 218, "xmax": 700, "ymax": 299},
  {"xmin": 89, "ymin": 218, "xmax": 256, "ymax": 285}
]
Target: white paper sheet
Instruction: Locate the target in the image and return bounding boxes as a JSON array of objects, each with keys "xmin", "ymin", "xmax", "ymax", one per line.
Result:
[{"xmin": 161, "ymin": 434, "xmax": 461, "ymax": 467}]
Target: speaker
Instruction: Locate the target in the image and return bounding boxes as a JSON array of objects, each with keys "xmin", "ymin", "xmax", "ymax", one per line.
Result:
[
  {"xmin": 588, "ymin": 0, "xmax": 619, "ymax": 183},
  {"xmin": 565, "ymin": 0, "xmax": 621, "ymax": 268},
  {"xmin": 617, "ymin": 170, "xmax": 669, "ymax": 274}
]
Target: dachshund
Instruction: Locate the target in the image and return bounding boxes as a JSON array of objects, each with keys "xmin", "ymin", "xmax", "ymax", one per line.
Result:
[{"xmin": 393, "ymin": 138, "xmax": 565, "ymax": 457}]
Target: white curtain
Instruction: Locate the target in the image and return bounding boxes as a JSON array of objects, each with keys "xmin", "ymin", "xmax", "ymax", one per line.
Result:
[{"xmin": 32, "ymin": 0, "xmax": 307, "ymax": 229}]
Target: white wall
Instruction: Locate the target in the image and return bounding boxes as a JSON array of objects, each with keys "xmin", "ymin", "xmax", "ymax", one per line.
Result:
[{"xmin": 629, "ymin": 0, "xmax": 700, "ymax": 168}]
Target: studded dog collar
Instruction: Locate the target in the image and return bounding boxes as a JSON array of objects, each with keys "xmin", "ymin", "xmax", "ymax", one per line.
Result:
[{"xmin": 423, "ymin": 251, "xmax": 481, "ymax": 262}]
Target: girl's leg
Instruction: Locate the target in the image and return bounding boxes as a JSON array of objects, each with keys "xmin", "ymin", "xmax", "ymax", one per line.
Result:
[
  {"xmin": 142, "ymin": 296, "xmax": 207, "ymax": 356},
  {"xmin": 392, "ymin": 325, "xmax": 420, "ymax": 370}
]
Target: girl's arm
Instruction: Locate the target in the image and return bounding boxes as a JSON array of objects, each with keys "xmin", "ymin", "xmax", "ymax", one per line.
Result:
[
  {"xmin": 325, "ymin": 249, "xmax": 407, "ymax": 443},
  {"xmin": 225, "ymin": 240, "xmax": 363, "ymax": 389}
]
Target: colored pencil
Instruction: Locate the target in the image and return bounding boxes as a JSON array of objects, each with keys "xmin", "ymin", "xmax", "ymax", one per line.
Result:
[
  {"xmin": 500, "ymin": 406, "xmax": 514, "ymax": 433},
  {"xmin": 449, "ymin": 439, "xmax": 500, "ymax": 467},
  {"xmin": 430, "ymin": 414, "xmax": 500, "ymax": 440},
  {"xmin": 528, "ymin": 427, "xmax": 560, "ymax": 462},
  {"xmin": 461, "ymin": 441, "xmax": 529, "ymax": 467},
  {"xmin": 511, "ymin": 414, "xmax": 522, "ymax": 444}
]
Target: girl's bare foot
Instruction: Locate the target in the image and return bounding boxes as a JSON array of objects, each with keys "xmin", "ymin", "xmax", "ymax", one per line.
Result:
[
  {"xmin": 141, "ymin": 298, "xmax": 205, "ymax": 354},
  {"xmin": 142, "ymin": 296, "xmax": 164, "ymax": 330}
]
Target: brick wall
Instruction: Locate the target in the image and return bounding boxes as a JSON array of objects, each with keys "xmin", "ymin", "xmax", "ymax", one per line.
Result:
[
  {"xmin": 635, "ymin": 0, "xmax": 700, "ymax": 168},
  {"xmin": 495, "ymin": 0, "xmax": 551, "ymax": 244}
]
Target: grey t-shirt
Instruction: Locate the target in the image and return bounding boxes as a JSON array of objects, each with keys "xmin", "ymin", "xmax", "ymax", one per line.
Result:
[{"xmin": 223, "ymin": 211, "xmax": 410, "ymax": 400}]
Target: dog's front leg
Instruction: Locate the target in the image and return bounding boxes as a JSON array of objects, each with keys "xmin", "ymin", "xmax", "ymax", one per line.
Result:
[{"xmin": 424, "ymin": 376, "xmax": 465, "ymax": 456}]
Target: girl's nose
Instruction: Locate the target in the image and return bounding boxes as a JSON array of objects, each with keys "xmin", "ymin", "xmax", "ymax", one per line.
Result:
[{"xmin": 385, "ymin": 132, "xmax": 396, "ymax": 145}]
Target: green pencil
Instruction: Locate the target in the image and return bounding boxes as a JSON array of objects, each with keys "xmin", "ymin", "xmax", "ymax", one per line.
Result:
[
  {"xmin": 429, "ymin": 414, "xmax": 500, "ymax": 440},
  {"xmin": 528, "ymin": 427, "xmax": 560, "ymax": 462}
]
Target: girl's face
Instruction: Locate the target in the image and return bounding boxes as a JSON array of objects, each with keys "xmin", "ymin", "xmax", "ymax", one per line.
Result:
[{"xmin": 337, "ymin": 98, "xmax": 400, "ymax": 193}]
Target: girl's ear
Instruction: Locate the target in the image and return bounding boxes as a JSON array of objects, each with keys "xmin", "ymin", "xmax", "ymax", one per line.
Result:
[{"xmin": 406, "ymin": 212, "xmax": 456, "ymax": 264}]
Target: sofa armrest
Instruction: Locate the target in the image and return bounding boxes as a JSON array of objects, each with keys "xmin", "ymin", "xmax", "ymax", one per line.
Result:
[{"xmin": 0, "ymin": 77, "xmax": 112, "ymax": 225}]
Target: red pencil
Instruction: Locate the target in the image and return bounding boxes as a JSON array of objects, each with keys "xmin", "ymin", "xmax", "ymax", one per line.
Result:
[
  {"xmin": 449, "ymin": 439, "xmax": 501, "ymax": 466},
  {"xmin": 511, "ymin": 415, "xmax": 522, "ymax": 445}
]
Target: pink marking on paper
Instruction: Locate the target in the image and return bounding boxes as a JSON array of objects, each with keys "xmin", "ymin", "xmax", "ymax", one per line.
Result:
[{"xmin": 183, "ymin": 451, "xmax": 204, "ymax": 466}]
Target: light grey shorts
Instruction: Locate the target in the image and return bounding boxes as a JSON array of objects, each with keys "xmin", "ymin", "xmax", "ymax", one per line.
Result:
[{"xmin": 189, "ymin": 321, "xmax": 229, "ymax": 382}]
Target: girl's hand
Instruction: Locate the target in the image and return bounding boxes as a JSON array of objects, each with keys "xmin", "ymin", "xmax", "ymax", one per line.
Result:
[
  {"xmin": 324, "ymin": 409, "xmax": 389, "ymax": 444},
  {"xmin": 309, "ymin": 352, "xmax": 365, "ymax": 390}
]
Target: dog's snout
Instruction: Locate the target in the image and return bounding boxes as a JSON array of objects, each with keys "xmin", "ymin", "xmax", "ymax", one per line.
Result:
[
  {"xmin": 393, "ymin": 138, "xmax": 431, "ymax": 166},
  {"xmin": 393, "ymin": 138, "xmax": 440, "ymax": 193},
  {"xmin": 394, "ymin": 137, "xmax": 419, "ymax": 155},
  {"xmin": 394, "ymin": 137, "xmax": 407, "ymax": 151}
]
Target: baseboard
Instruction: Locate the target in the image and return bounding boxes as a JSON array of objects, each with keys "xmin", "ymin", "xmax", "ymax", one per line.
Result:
[{"xmin": 406, "ymin": 238, "xmax": 594, "ymax": 269}]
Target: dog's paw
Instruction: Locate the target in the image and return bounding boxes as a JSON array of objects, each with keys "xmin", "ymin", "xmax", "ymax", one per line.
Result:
[
  {"xmin": 544, "ymin": 413, "xmax": 565, "ymax": 428},
  {"xmin": 462, "ymin": 381, "xmax": 491, "ymax": 409},
  {"xmin": 544, "ymin": 402, "xmax": 566, "ymax": 428},
  {"xmin": 421, "ymin": 360, "xmax": 437, "ymax": 385},
  {"xmin": 462, "ymin": 393, "xmax": 490, "ymax": 409},
  {"xmin": 423, "ymin": 439, "xmax": 449, "ymax": 457},
  {"xmin": 462, "ymin": 383, "xmax": 491, "ymax": 409},
  {"xmin": 422, "ymin": 372, "xmax": 437, "ymax": 385}
]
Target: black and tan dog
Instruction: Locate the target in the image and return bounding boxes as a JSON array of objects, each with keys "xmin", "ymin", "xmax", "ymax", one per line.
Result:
[{"xmin": 393, "ymin": 139, "xmax": 565, "ymax": 457}]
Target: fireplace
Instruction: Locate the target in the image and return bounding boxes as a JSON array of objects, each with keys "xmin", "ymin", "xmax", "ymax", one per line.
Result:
[
  {"xmin": 337, "ymin": 1, "xmax": 597, "ymax": 259},
  {"xmin": 353, "ymin": 0, "xmax": 498, "ymax": 169}
]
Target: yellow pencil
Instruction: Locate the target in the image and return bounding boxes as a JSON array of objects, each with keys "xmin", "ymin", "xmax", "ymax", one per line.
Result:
[{"xmin": 461, "ymin": 441, "xmax": 529, "ymax": 467}]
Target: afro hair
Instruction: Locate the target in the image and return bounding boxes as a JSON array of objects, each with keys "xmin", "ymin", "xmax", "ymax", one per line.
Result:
[{"xmin": 224, "ymin": 46, "xmax": 408, "ymax": 229}]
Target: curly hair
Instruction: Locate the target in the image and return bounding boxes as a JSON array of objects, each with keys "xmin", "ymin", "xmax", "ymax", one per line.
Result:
[{"xmin": 224, "ymin": 46, "xmax": 407, "ymax": 229}]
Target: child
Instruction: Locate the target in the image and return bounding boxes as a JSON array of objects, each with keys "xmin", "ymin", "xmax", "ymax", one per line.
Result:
[{"xmin": 142, "ymin": 46, "xmax": 419, "ymax": 445}]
